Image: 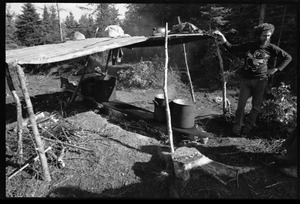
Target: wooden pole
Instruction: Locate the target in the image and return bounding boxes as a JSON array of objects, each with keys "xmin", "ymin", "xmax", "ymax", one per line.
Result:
[
  {"xmin": 6, "ymin": 63, "xmax": 24, "ymax": 164},
  {"xmin": 177, "ymin": 16, "xmax": 196, "ymax": 103},
  {"xmin": 67, "ymin": 56, "xmax": 89, "ymax": 106},
  {"xmin": 215, "ymin": 39, "xmax": 229, "ymax": 115},
  {"xmin": 104, "ymin": 49, "xmax": 112, "ymax": 76},
  {"xmin": 163, "ymin": 22, "xmax": 174, "ymax": 153},
  {"xmin": 14, "ymin": 63, "xmax": 51, "ymax": 182}
]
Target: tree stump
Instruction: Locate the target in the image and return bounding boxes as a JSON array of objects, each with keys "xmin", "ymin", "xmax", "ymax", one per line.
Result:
[{"xmin": 172, "ymin": 147, "xmax": 257, "ymax": 186}]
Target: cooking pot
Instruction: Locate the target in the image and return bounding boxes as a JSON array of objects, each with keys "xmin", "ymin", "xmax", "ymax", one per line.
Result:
[
  {"xmin": 171, "ymin": 99, "xmax": 195, "ymax": 129},
  {"xmin": 153, "ymin": 93, "xmax": 173, "ymax": 122},
  {"xmin": 153, "ymin": 27, "xmax": 166, "ymax": 36}
]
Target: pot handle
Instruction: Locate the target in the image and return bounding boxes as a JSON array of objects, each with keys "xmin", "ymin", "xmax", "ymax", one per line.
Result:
[{"xmin": 153, "ymin": 100, "xmax": 158, "ymax": 105}]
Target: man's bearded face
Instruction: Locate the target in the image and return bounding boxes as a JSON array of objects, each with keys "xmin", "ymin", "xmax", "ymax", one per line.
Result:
[{"xmin": 260, "ymin": 31, "xmax": 272, "ymax": 45}]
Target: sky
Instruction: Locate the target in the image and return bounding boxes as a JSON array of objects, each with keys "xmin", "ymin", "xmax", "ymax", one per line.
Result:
[{"xmin": 6, "ymin": 3, "xmax": 128, "ymax": 21}]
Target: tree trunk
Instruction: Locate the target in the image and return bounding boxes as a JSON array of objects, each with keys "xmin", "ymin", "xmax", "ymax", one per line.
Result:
[
  {"xmin": 258, "ymin": 4, "xmax": 266, "ymax": 24},
  {"xmin": 268, "ymin": 5, "xmax": 287, "ymax": 91},
  {"xmin": 273, "ymin": 5, "xmax": 287, "ymax": 68},
  {"xmin": 163, "ymin": 22, "xmax": 174, "ymax": 154},
  {"xmin": 14, "ymin": 63, "xmax": 51, "ymax": 182},
  {"xmin": 172, "ymin": 147, "xmax": 257, "ymax": 185},
  {"xmin": 6, "ymin": 63, "xmax": 24, "ymax": 164}
]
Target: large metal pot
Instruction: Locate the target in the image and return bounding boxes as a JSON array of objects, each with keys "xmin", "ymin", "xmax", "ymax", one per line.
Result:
[
  {"xmin": 153, "ymin": 93, "xmax": 173, "ymax": 122},
  {"xmin": 171, "ymin": 99, "xmax": 195, "ymax": 129}
]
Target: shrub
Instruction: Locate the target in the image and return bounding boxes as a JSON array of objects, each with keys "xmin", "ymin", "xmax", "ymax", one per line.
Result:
[{"xmin": 259, "ymin": 82, "xmax": 297, "ymax": 131}]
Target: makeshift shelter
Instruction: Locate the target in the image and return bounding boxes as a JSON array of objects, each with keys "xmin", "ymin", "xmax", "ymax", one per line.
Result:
[
  {"xmin": 6, "ymin": 33, "xmax": 214, "ymax": 138},
  {"xmin": 6, "ymin": 34, "xmax": 212, "ymax": 65}
]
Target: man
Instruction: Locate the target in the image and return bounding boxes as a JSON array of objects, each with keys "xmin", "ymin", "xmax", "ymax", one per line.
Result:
[{"xmin": 213, "ymin": 23, "xmax": 292, "ymax": 136}]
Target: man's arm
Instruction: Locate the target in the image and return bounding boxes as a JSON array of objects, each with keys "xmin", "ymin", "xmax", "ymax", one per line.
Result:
[
  {"xmin": 272, "ymin": 45, "xmax": 292, "ymax": 71},
  {"xmin": 213, "ymin": 30, "xmax": 249, "ymax": 53}
]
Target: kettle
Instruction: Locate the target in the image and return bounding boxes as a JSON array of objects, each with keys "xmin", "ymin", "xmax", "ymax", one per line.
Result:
[{"xmin": 153, "ymin": 27, "xmax": 166, "ymax": 36}]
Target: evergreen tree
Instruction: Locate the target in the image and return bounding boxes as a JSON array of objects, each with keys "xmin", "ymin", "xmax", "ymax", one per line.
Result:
[
  {"xmin": 64, "ymin": 12, "xmax": 79, "ymax": 39},
  {"xmin": 78, "ymin": 14, "xmax": 96, "ymax": 38},
  {"xmin": 6, "ymin": 4, "xmax": 18, "ymax": 49},
  {"xmin": 49, "ymin": 4, "xmax": 61, "ymax": 42},
  {"xmin": 94, "ymin": 4, "xmax": 120, "ymax": 37},
  {"xmin": 41, "ymin": 5, "xmax": 52, "ymax": 44},
  {"xmin": 14, "ymin": 3, "xmax": 43, "ymax": 46}
]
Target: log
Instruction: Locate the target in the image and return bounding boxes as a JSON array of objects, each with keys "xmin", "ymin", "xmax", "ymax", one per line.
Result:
[
  {"xmin": 15, "ymin": 63, "xmax": 51, "ymax": 182},
  {"xmin": 6, "ymin": 112, "xmax": 47, "ymax": 131},
  {"xmin": 172, "ymin": 147, "xmax": 257, "ymax": 185}
]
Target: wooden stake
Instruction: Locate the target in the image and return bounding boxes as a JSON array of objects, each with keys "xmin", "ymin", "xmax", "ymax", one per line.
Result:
[
  {"xmin": 14, "ymin": 63, "xmax": 51, "ymax": 182},
  {"xmin": 6, "ymin": 63, "xmax": 24, "ymax": 164},
  {"xmin": 177, "ymin": 16, "xmax": 196, "ymax": 103},
  {"xmin": 163, "ymin": 22, "xmax": 174, "ymax": 153}
]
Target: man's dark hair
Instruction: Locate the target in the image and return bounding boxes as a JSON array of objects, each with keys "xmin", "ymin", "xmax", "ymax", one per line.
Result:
[{"xmin": 253, "ymin": 23, "xmax": 275, "ymax": 37}]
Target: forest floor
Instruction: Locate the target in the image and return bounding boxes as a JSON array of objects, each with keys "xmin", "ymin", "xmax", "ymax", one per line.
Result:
[{"xmin": 5, "ymin": 70, "xmax": 298, "ymax": 199}]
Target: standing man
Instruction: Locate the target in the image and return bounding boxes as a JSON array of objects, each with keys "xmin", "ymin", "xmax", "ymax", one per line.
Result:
[{"xmin": 213, "ymin": 23, "xmax": 292, "ymax": 136}]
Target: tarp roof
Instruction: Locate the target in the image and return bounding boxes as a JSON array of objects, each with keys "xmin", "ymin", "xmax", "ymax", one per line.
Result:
[
  {"xmin": 6, "ymin": 34, "xmax": 213, "ymax": 65},
  {"xmin": 127, "ymin": 33, "xmax": 213, "ymax": 48}
]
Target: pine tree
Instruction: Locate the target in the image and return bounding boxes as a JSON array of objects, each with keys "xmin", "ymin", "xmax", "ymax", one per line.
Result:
[
  {"xmin": 6, "ymin": 4, "xmax": 18, "ymax": 49},
  {"xmin": 78, "ymin": 14, "xmax": 96, "ymax": 38},
  {"xmin": 49, "ymin": 4, "xmax": 61, "ymax": 42},
  {"xmin": 14, "ymin": 3, "xmax": 43, "ymax": 46},
  {"xmin": 64, "ymin": 12, "xmax": 79, "ymax": 39},
  {"xmin": 41, "ymin": 5, "xmax": 52, "ymax": 44}
]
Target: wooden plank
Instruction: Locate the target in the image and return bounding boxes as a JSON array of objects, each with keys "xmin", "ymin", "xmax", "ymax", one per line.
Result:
[{"xmin": 6, "ymin": 36, "xmax": 148, "ymax": 65}]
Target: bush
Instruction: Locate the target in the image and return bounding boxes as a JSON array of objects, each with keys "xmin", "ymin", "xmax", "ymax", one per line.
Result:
[
  {"xmin": 117, "ymin": 56, "xmax": 188, "ymax": 92},
  {"xmin": 259, "ymin": 82, "xmax": 297, "ymax": 131}
]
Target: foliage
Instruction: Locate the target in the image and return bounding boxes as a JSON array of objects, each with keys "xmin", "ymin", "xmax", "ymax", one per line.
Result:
[
  {"xmin": 117, "ymin": 56, "xmax": 188, "ymax": 92},
  {"xmin": 40, "ymin": 5, "xmax": 53, "ymax": 44},
  {"xmin": 94, "ymin": 4, "xmax": 120, "ymax": 37},
  {"xmin": 6, "ymin": 4, "xmax": 19, "ymax": 49},
  {"xmin": 14, "ymin": 3, "xmax": 43, "ymax": 46},
  {"xmin": 78, "ymin": 14, "xmax": 96, "ymax": 38},
  {"xmin": 260, "ymin": 82, "xmax": 297, "ymax": 130},
  {"xmin": 64, "ymin": 12, "xmax": 79, "ymax": 39}
]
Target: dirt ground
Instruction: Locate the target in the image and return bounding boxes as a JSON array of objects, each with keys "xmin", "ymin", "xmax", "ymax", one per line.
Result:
[{"xmin": 5, "ymin": 73, "xmax": 298, "ymax": 199}]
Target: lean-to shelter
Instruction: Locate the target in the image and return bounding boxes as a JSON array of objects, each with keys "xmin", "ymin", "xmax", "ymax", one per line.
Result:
[{"xmin": 6, "ymin": 33, "xmax": 214, "ymax": 138}]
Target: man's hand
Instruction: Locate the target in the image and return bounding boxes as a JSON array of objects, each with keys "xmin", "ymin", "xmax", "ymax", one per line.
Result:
[
  {"xmin": 212, "ymin": 30, "xmax": 227, "ymax": 43},
  {"xmin": 267, "ymin": 68, "xmax": 278, "ymax": 75}
]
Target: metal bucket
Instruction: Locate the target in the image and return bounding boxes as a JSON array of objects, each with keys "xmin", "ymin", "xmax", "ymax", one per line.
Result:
[
  {"xmin": 155, "ymin": 94, "xmax": 168, "ymax": 106},
  {"xmin": 171, "ymin": 99, "xmax": 195, "ymax": 129},
  {"xmin": 81, "ymin": 75, "xmax": 116, "ymax": 102},
  {"xmin": 153, "ymin": 94, "xmax": 173, "ymax": 122}
]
